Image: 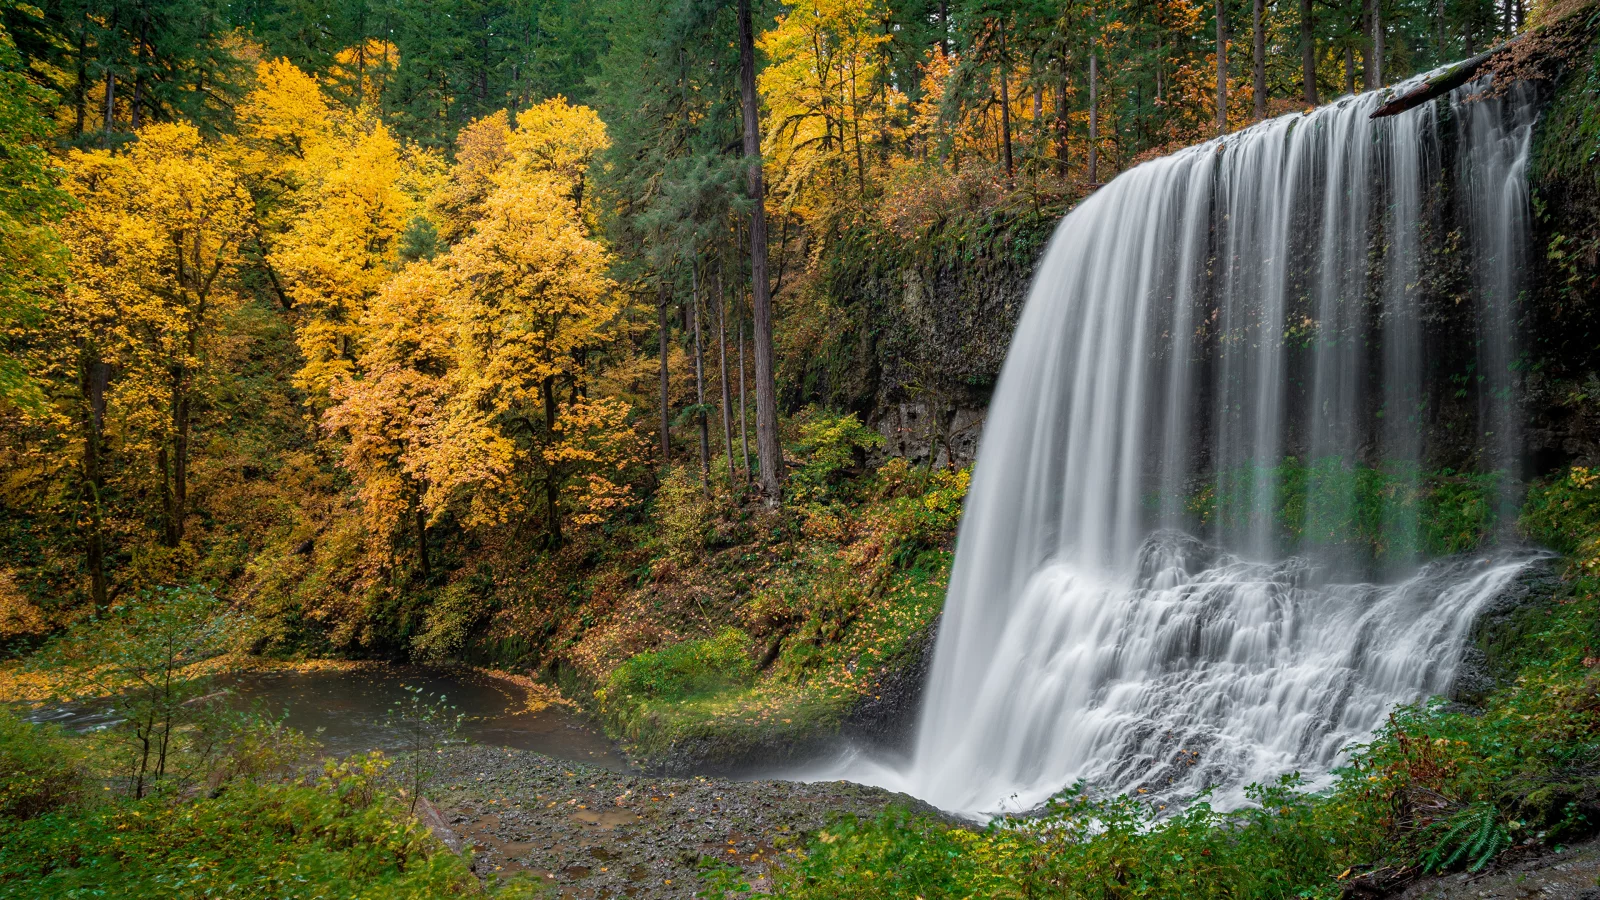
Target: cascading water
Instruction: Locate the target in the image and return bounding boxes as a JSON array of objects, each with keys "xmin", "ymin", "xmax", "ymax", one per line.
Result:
[{"xmin": 832, "ymin": 78, "xmax": 1542, "ymax": 818}]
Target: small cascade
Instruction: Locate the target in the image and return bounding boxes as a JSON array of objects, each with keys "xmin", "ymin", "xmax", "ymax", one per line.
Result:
[{"xmin": 837, "ymin": 78, "xmax": 1542, "ymax": 818}]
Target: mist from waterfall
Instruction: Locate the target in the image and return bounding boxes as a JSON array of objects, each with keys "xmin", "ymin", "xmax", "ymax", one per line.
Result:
[{"xmin": 827, "ymin": 79, "xmax": 1541, "ymax": 818}]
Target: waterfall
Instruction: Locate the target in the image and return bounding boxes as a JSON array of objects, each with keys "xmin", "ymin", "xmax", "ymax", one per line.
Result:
[{"xmin": 835, "ymin": 79, "xmax": 1542, "ymax": 818}]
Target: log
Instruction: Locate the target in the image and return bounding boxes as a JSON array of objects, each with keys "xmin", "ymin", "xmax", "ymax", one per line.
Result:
[{"xmin": 1369, "ymin": 34, "xmax": 1526, "ymax": 119}]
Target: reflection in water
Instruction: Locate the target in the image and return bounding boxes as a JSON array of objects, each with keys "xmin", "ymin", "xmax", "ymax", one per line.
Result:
[{"xmin": 24, "ymin": 666, "xmax": 627, "ymax": 771}]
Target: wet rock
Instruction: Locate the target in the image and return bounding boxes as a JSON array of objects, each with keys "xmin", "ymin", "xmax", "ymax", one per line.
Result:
[
  {"xmin": 1449, "ymin": 554, "xmax": 1567, "ymax": 706},
  {"xmin": 841, "ymin": 618, "xmax": 938, "ymax": 753}
]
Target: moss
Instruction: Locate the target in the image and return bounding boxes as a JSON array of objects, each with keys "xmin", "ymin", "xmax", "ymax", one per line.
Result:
[
  {"xmin": 605, "ymin": 627, "xmax": 755, "ymax": 705},
  {"xmin": 1188, "ymin": 457, "xmax": 1503, "ymax": 563}
]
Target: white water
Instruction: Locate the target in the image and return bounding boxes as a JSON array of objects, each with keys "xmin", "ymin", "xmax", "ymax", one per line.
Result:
[{"xmin": 827, "ymin": 80, "xmax": 1541, "ymax": 818}]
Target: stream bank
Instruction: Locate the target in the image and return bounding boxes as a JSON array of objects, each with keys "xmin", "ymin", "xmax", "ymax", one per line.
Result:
[{"xmin": 430, "ymin": 744, "xmax": 941, "ymax": 899}]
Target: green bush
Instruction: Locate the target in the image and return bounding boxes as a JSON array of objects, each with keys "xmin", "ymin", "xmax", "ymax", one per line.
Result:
[
  {"xmin": 1521, "ymin": 467, "xmax": 1600, "ymax": 573},
  {"xmin": 774, "ymin": 777, "xmax": 1387, "ymax": 900},
  {"xmin": 788, "ymin": 408, "xmax": 885, "ymax": 506},
  {"xmin": 0, "ymin": 751, "xmax": 485, "ymax": 899},
  {"xmin": 0, "ymin": 710, "xmax": 82, "ymax": 822},
  {"xmin": 30, "ymin": 584, "xmax": 243, "ymax": 799},
  {"xmin": 1421, "ymin": 471, "xmax": 1501, "ymax": 556},
  {"xmin": 605, "ymin": 628, "xmax": 754, "ymax": 703}
]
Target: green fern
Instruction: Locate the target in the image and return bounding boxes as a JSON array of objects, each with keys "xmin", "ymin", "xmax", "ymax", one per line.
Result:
[{"xmin": 1421, "ymin": 802, "xmax": 1513, "ymax": 874}]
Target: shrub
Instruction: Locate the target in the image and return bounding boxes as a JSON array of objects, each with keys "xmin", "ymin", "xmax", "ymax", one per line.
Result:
[
  {"xmin": 788, "ymin": 408, "xmax": 885, "ymax": 507},
  {"xmin": 1521, "ymin": 466, "xmax": 1600, "ymax": 574},
  {"xmin": 605, "ymin": 628, "xmax": 754, "ymax": 703},
  {"xmin": 654, "ymin": 465, "xmax": 712, "ymax": 560},
  {"xmin": 773, "ymin": 777, "xmax": 1388, "ymax": 900},
  {"xmin": 0, "ymin": 751, "xmax": 481, "ymax": 899},
  {"xmin": 411, "ymin": 574, "xmax": 497, "ymax": 664},
  {"xmin": 1421, "ymin": 470, "xmax": 1501, "ymax": 556},
  {"xmin": 0, "ymin": 710, "xmax": 81, "ymax": 821},
  {"xmin": 30, "ymin": 584, "xmax": 243, "ymax": 798}
]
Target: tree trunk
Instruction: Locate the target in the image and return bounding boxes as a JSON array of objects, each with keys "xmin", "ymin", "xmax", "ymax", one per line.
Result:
[
  {"xmin": 1363, "ymin": 0, "xmax": 1380, "ymax": 89},
  {"xmin": 739, "ymin": 317, "xmax": 750, "ymax": 481},
  {"xmin": 1216, "ymin": 0, "xmax": 1229, "ymax": 135},
  {"xmin": 1369, "ymin": 34, "xmax": 1525, "ymax": 117},
  {"xmin": 716, "ymin": 273, "xmax": 735, "ymax": 483},
  {"xmin": 159, "ymin": 364, "xmax": 190, "ymax": 548},
  {"xmin": 1156, "ymin": 32, "xmax": 1165, "ymax": 103},
  {"xmin": 690, "ymin": 263, "xmax": 710, "ymax": 488},
  {"xmin": 997, "ymin": 20, "xmax": 1014, "ymax": 178},
  {"xmin": 738, "ymin": 0, "xmax": 783, "ymax": 502},
  {"xmin": 130, "ymin": 22, "xmax": 146, "ymax": 131},
  {"xmin": 542, "ymin": 376, "xmax": 561, "ymax": 546},
  {"xmin": 171, "ymin": 372, "xmax": 188, "ymax": 546},
  {"xmin": 1088, "ymin": 44, "xmax": 1099, "ymax": 184},
  {"xmin": 1253, "ymin": 0, "xmax": 1267, "ymax": 120},
  {"xmin": 1372, "ymin": 0, "xmax": 1384, "ymax": 86},
  {"xmin": 102, "ymin": 71, "xmax": 115, "ymax": 134},
  {"xmin": 415, "ymin": 492, "xmax": 430, "ymax": 581},
  {"xmin": 1301, "ymin": 0, "xmax": 1320, "ymax": 105},
  {"xmin": 658, "ymin": 280, "xmax": 671, "ymax": 464},
  {"xmin": 1056, "ymin": 69, "xmax": 1070, "ymax": 177},
  {"xmin": 73, "ymin": 12, "xmax": 88, "ymax": 137},
  {"xmin": 83, "ymin": 358, "xmax": 109, "ymax": 610},
  {"xmin": 1345, "ymin": 45, "xmax": 1356, "ymax": 95}
]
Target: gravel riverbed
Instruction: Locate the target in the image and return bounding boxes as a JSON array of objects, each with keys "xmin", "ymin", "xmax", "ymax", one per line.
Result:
[{"xmin": 431, "ymin": 744, "xmax": 939, "ymax": 898}]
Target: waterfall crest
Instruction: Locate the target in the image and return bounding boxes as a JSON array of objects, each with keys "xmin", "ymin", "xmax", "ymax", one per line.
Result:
[{"xmin": 843, "ymin": 80, "xmax": 1541, "ymax": 817}]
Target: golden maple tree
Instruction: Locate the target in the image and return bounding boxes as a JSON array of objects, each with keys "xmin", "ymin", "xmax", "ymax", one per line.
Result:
[
  {"xmin": 758, "ymin": 0, "xmax": 905, "ymax": 228},
  {"xmin": 17, "ymin": 122, "xmax": 253, "ymax": 603}
]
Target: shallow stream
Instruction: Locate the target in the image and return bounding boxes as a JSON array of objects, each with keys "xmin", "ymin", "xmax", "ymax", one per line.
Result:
[{"xmin": 23, "ymin": 665, "xmax": 628, "ymax": 771}]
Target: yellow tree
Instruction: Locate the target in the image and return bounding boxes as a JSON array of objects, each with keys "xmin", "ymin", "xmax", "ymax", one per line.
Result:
[
  {"xmin": 233, "ymin": 57, "xmax": 416, "ymax": 406},
  {"xmin": 418, "ymin": 126, "xmax": 636, "ymax": 544},
  {"xmin": 506, "ymin": 98, "xmax": 609, "ymax": 210},
  {"xmin": 327, "ymin": 40, "xmax": 401, "ymax": 111},
  {"xmin": 758, "ymin": 0, "xmax": 905, "ymax": 227},
  {"xmin": 324, "ymin": 260, "xmax": 454, "ymax": 580},
  {"xmin": 228, "ymin": 58, "xmax": 333, "ymax": 309},
  {"xmin": 52, "ymin": 122, "xmax": 251, "ymax": 573},
  {"xmin": 271, "ymin": 114, "xmax": 411, "ymax": 403},
  {"xmin": 429, "ymin": 110, "xmax": 513, "ymax": 244}
]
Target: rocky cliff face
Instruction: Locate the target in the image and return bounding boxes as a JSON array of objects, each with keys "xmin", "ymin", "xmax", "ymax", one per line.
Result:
[{"xmin": 781, "ymin": 213, "xmax": 1055, "ymax": 468}]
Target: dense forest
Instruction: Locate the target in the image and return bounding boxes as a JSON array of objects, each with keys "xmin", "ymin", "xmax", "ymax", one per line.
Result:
[
  {"xmin": 0, "ymin": 0, "xmax": 1545, "ymax": 654},
  {"xmin": 2, "ymin": 0, "xmax": 1600, "ymax": 896}
]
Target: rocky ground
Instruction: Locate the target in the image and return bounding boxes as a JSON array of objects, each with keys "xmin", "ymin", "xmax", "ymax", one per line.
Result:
[
  {"xmin": 1389, "ymin": 839, "xmax": 1600, "ymax": 899},
  {"xmin": 430, "ymin": 744, "xmax": 940, "ymax": 898}
]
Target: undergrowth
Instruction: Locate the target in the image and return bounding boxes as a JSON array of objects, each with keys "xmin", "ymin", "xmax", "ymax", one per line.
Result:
[
  {"xmin": 576, "ymin": 412, "xmax": 968, "ymax": 763},
  {"xmin": 0, "ymin": 708, "xmax": 541, "ymax": 899}
]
